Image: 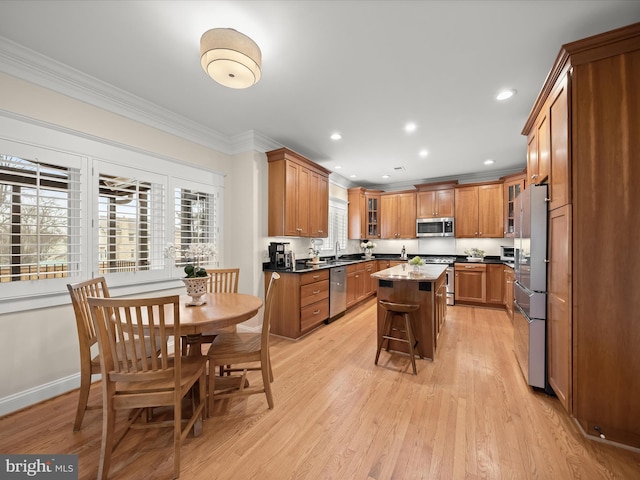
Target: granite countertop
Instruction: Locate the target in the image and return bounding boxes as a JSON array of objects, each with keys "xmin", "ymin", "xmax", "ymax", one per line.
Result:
[
  {"xmin": 371, "ymin": 263, "xmax": 448, "ymax": 282},
  {"xmin": 263, "ymin": 254, "xmax": 515, "ymax": 274}
]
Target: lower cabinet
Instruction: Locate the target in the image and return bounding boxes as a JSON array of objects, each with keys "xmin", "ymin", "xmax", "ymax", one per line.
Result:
[
  {"xmin": 486, "ymin": 264, "xmax": 504, "ymax": 305},
  {"xmin": 267, "ymin": 270, "xmax": 329, "ymax": 339},
  {"xmin": 346, "ymin": 261, "xmax": 377, "ymax": 308},
  {"xmin": 434, "ymin": 272, "xmax": 447, "ymax": 342},
  {"xmin": 455, "ymin": 262, "xmax": 514, "ymax": 311},
  {"xmin": 454, "ymin": 263, "xmax": 486, "ymax": 303}
]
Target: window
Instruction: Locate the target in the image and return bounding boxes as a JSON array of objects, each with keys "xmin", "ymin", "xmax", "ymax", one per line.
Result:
[
  {"xmin": 0, "ymin": 154, "xmax": 82, "ymax": 283},
  {"xmin": 321, "ymin": 198, "xmax": 348, "ymax": 252},
  {"xmin": 97, "ymin": 172, "xmax": 164, "ymax": 274},
  {"xmin": 0, "ymin": 128, "xmax": 223, "ymax": 312},
  {"xmin": 171, "ymin": 186, "xmax": 218, "ymax": 267}
]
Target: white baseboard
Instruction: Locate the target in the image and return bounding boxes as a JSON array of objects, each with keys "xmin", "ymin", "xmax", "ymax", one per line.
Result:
[
  {"xmin": 1, "ymin": 328, "xmax": 259, "ymax": 417},
  {"xmin": 0, "ymin": 373, "xmax": 87, "ymax": 417}
]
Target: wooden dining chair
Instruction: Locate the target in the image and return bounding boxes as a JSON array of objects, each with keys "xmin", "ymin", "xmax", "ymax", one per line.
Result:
[
  {"xmin": 183, "ymin": 268, "xmax": 240, "ymax": 355},
  {"xmin": 88, "ymin": 294, "xmax": 207, "ymax": 480},
  {"xmin": 207, "ymin": 272, "xmax": 279, "ymax": 414},
  {"xmin": 67, "ymin": 277, "xmax": 111, "ymax": 431}
]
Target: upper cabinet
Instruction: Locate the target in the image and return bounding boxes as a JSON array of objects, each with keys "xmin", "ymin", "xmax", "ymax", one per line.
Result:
[
  {"xmin": 454, "ymin": 182, "xmax": 504, "ymax": 238},
  {"xmin": 267, "ymin": 148, "xmax": 331, "ymax": 238},
  {"xmin": 348, "ymin": 188, "xmax": 383, "ymax": 239},
  {"xmin": 415, "ymin": 181, "xmax": 457, "ymax": 218},
  {"xmin": 501, "ymin": 171, "xmax": 526, "ymax": 238},
  {"xmin": 380, "ymin": 191, "xmax": 416, "ymax": 239}
]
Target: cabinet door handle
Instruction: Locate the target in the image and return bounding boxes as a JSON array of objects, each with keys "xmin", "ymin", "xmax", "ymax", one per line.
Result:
[
  {"xmin": 312, "ymin": 275, "xmax": 320, "ymax": 280},
  {"xmin": 312, "ymin": 290, "xmax": 320, "ymax": 294},
  {"xmin": 313, "ymin": 309, "xmax": 320, "ymax": 315}
]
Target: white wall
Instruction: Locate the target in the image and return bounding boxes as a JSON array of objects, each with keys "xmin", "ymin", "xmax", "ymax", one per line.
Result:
[{"xmin": 0, "ymin": 73, "xmax": 263, "ymax": 414}]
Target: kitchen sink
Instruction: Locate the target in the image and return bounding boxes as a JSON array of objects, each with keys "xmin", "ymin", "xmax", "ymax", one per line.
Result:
[{"xmin": 326, "ymin": 259, "xmax": 355, "ymax": 266}]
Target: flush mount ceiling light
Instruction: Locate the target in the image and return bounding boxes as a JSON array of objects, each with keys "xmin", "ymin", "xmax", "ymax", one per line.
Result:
[
  {"xmin": 200, "ymin": 28, "xmax": 262, "ymax": 89},
  {"xmin": 496, "ymin": 89, "xmax": 517, "ymax": 100}
]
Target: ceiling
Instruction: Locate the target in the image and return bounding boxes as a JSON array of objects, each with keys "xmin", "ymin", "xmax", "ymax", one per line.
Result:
[{"xmin": 1, "ymin": 1, "xmax": 639, "ymax": 189}]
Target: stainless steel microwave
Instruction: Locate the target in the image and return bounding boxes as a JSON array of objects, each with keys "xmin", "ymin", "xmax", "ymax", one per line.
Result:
[{"xmin": 416, "ymin": 217, "xmax": 455, "ymax": 237}]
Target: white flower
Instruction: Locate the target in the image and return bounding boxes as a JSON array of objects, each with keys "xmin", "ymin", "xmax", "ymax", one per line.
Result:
[
  {"xmin": 164, "ymin": 242, "xmax": 216, "ymax": 276},
  {"xmin": 360, "ymin": 241, "xmax": 376, "ymax": 250}
]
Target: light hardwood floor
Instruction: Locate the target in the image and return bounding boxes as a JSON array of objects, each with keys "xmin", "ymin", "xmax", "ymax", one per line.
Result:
[{"xmin": 2, "ymin": 299, "xmax": 639, "ymax": 479}]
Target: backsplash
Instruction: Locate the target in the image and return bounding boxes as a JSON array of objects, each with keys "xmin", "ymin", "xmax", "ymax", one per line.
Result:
[{"xmin": 264, "ymin": 236, "xmax": 514, "ymax": 261}]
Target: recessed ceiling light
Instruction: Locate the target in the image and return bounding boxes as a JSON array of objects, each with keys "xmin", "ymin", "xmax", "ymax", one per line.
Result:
[
  {"xmin": 484, "ymin": 159, "xmax": 495, "ymax": 165},
  {"xmin": 330, "ymin": 132, "xmax": 342, "ymax": 140},
  {"xmin": 496, "ymin": 89, "xmax": 517, "ymax": 101},
  {"xmin": 349, "ymin": 174, "xmax": 357, "ymax": 178},
  {"xmin": 404, "ymin": 122, "xmax": 417, "ymax": 133},
  {"xmin": 382, "ymin": 174, "xmax": 390, "ymax": 179},
  {"xmin": 334, "ymin": 165, "xmax": 342, "ymax": 170},
  {"xmin": 419, "ymin": 149, "xmax": 429, "ymax": 158}
]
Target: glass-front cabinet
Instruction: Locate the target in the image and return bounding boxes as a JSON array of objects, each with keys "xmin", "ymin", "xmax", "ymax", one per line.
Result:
[
  {"xmin": 503, "ymin": 172, "xmax": 526, "ymax": 238},
  {"xmin": 365, "ymin": 193, "xmax": 380, "ymax": 239}
]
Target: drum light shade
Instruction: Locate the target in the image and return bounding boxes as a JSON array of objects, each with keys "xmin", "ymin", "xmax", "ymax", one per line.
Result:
[{"xmin": 200, "ymin": 28, "xmax": 262, "ymax": 89}]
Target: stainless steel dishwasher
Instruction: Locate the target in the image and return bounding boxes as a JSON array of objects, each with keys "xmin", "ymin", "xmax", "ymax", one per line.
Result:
[{"xmin": 328, "ymin": 266, "xmax": 347, "ymax": 322}]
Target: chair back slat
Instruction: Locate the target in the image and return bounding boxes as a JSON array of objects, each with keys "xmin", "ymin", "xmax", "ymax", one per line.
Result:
[
  {"xmin": 89, "ymin": 295, "xmax": 180, "ymax": 383},
  {"xmin": 67, "ymin": 277, "xmax": 110, "ymax": 351},
  {"xmin": 207, "ymin": 268, "xmax": 239, "ymax": 293}
]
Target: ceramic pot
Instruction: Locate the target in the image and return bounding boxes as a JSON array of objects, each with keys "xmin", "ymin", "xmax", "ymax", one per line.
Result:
[{"xmin": 182, "ymin": 276, "xmax": 209, "ymax": 306}]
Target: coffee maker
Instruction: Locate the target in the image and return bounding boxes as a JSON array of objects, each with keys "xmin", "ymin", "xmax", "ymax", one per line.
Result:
[{"xmin": 268, "ymin": 242, "xmax": 293, "ymax": 269}]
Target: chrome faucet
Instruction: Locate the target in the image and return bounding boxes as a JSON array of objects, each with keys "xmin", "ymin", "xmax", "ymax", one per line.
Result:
[{"xmin": 335, "ymin": 241, "xmax": 341, "ymax": 261}]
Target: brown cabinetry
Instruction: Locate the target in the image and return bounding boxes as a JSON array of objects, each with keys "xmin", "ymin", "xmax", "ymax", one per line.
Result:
[
  {"xmin": 380, "ymin": 191, "xmax": 416, "ymax": 239},
  {"xmin": 377, "ymin": 259, "xmax": 404, "ymax": 270},
  {"xmin": 547, "ymin": 205, "xmax": 571, "ymax": 413},
  {"xmin": 348, "ymin": 188, "xmax": 382, "ymax": 239},
  {"xmin": 268, "ymin": 269, "xmax": 329, "ymax": 339},
  {"xmin": 522, "ymin": 23, "xmax": 640, "ymax": 448},
  {"xmin": 346, "ymin": 261, "xmax": 376, "ymax": 307},
  {"xmin": 486, "ymin": 264, "xmax": 504, "ymax": 305},
  {"xmin": 416, "ymin": 184, "xmax": 455, "ymax": 218},
  {"xmin": 434, "ymin": 272, "xmax": 447, "ymax": 342},
  {"xmin": 501, "ymin": 172, "xmax": 526, "ymax": 237},
  {"xmin": 454, "ymin": 182, "xmax": 504, "ymax": 238},
  {"xmin": 267, "ymin": 148, "xmax": 330, "ymax": 238},
  {"xmin": 454, "ymin": 263, "xmax": 486, "ymax": 303}
]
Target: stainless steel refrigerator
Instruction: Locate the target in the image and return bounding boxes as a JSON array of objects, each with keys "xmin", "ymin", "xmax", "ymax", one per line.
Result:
[{"xmin": 513, "ymin": 183, "xmax": 549, "ymax": 390}]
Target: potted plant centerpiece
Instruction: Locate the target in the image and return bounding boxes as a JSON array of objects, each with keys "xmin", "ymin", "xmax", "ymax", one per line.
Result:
[
  {"xmin": 164, "ymin": 242, "xmax": 216, "ymax": 305},
  {"xmin": 408, "ymin": 255, "xmax": 425, "ymax": 273},
  {"xmin": 361, "ymin": 240, "xmax": 376, "ymax": 259},
  {"xmin": 464, "ymin": 248, "xmax": 486, "ymax": 262}
]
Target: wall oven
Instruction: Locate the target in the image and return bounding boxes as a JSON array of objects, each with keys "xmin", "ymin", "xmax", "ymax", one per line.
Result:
[{"xmin": 416, "ymin": 217, "xmax": 454, "ymax": 237}]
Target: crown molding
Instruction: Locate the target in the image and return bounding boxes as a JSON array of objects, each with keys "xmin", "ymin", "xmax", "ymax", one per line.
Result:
[
  {"xmin": 0, "ymin": 35, "xmax": 277, "ymax": 156},
  {"xmin": 363, "ymin": 166, "xmax": 526, "ymax": 192}
]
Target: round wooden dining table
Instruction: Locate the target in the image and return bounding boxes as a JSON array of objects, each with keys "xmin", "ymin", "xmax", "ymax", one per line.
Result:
[{"xmin": 176, "ymin": 292, "xmax": 263, "ymax": 336}]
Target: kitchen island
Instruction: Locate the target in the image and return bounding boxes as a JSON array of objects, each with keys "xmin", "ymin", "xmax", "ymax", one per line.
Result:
[{"xmin": 371, "ymin": 263, "xmax": 448, "ymax": 361}]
